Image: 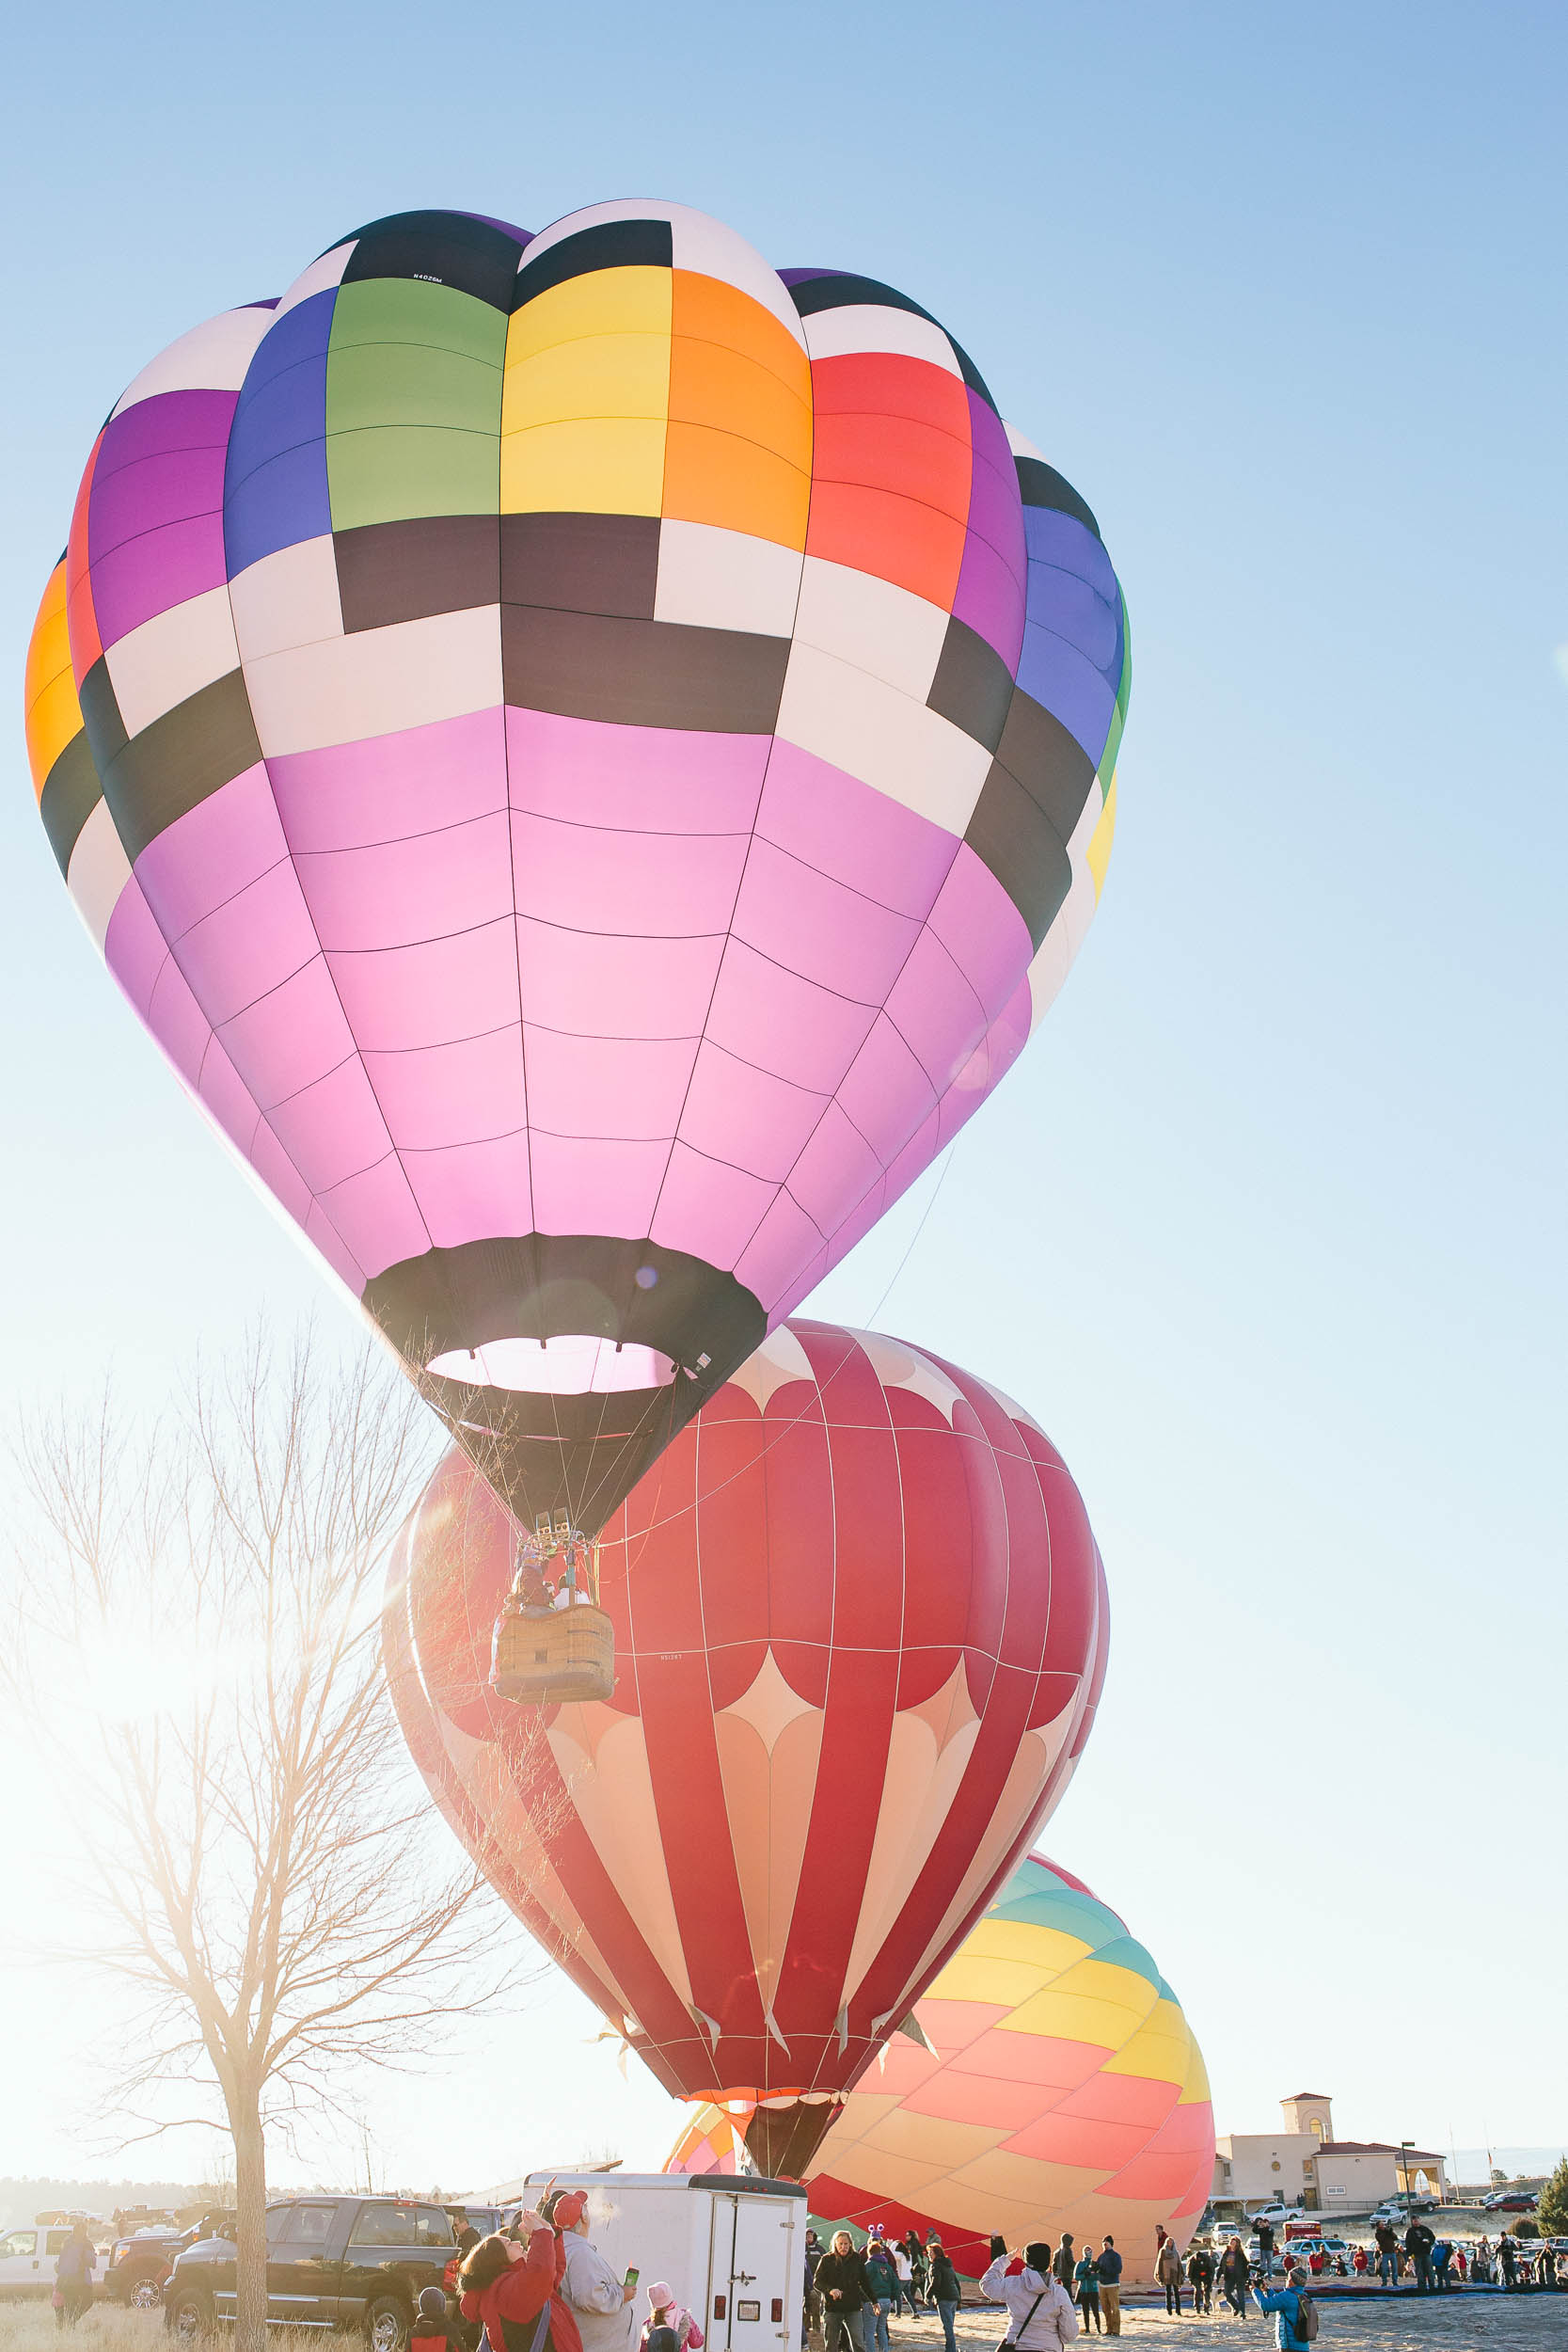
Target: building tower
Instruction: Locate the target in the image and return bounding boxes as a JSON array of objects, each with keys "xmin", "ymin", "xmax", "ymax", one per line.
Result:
[{"xmin": 1281, "ymin": 2092, "xmax": 1334, "ymax": 2143}]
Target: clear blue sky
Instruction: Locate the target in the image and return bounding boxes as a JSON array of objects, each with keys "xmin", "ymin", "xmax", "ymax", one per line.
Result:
[{"xmin": 3, "ymin": 0, "xmax": 1564, "ymax": 2187}]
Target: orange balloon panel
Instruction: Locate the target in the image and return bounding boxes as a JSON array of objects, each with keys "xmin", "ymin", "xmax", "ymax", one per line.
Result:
[{"xmin": 667, "ymin": 1851, "xmax": 1212, "ymax": 2287}]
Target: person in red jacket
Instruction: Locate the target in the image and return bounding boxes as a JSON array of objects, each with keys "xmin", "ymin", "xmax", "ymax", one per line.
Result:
[{"xmin": 460, "ymin": 2212, "xmax": 584, "ymax": 2352}]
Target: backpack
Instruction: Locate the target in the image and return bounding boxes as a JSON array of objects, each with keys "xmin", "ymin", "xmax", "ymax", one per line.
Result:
[{"xmin": 1293, "ymin": 2290, "xmax": 1319, "ymax": 2344}]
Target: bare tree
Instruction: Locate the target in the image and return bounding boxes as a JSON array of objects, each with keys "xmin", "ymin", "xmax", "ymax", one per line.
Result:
[{"xmin": 4, "ymin": 1329, "xmax": 529, "ymax": 2352}]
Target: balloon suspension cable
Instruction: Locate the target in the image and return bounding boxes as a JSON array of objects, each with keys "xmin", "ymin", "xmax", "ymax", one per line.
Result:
[{"xmin": 575, "ymin": 1350, "xmax": 689, "ymax": 1567}]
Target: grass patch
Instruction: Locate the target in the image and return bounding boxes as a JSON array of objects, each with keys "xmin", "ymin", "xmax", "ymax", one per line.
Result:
[{"xmin": 0, "ymin": 2311, "xmax": 165, "ymax": 2352}]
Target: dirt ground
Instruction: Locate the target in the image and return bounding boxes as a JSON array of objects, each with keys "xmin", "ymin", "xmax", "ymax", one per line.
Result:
[
  {"xmin": 910, "ymin": 2289, "xmax": 1568, "ymax": 2350},
  {"xmin": 1, "ymin": 2285, "xmax": 1563, "ymax": 2352}
]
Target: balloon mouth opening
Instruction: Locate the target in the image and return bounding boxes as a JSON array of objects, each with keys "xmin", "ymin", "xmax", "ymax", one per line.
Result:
[{"xmin": 427, "ymin": 1334, "xmax": 677, "ymax": 1395}]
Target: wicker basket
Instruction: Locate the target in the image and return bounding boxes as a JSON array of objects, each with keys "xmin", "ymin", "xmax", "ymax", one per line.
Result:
[{"xmin": 492, "ymin": 1602, "xmax": 616, "ymax": 1706}]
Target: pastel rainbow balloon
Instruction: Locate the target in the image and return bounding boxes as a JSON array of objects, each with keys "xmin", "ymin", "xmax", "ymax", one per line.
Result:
[
  {"xmin": 24, "ymin": 200, "xmax": 1127, "ymax": 1540},
  {"xmin": 667, "ymin": 1851, "xmax": 1212, "ymax": 2283}
]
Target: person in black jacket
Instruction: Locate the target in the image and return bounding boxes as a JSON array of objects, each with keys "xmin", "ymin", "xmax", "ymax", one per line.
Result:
[
  {"xmin": 926, "ymin": 2241, "xmax": 961, "ymax": 2352},
  {"xmin": 1405, "ymin": 2219, "xmax": 1435, "ymax": 2292},
  {"xmin": 815, "ymin": 2234, "xmax": 874, "ymax": 2352},
  {"xmin": 1186, "ymin": 2246, "xmax": 1213, "ymax": 2314},
  {"xmin": 1095, "ymin": 2239, "xmax": 1124, "ymax": 2339}
]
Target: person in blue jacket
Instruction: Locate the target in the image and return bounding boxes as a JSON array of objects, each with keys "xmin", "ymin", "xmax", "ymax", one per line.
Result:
[{"xmin": 1253, "ymin": 2278, "xmax": 1314, "ymax": 2349}]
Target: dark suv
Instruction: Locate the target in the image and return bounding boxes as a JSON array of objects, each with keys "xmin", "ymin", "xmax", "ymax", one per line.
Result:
[{"xmin": 164, "ymin": 2198, "xmax": 496, "ymax": 2351}]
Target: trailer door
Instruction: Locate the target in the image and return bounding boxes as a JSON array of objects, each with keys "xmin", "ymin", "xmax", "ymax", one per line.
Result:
[{"xmin": 705, "ymin": 2193, "xmax": 800, "ymax": 2352}]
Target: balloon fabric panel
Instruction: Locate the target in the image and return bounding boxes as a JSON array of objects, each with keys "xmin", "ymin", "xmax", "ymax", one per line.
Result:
[
  {"xmin": 25, "ymin": 201, "xmax": 1131, "ymax": 1539},
  {"xmin": 381, "ymin": 1321, "xmax": 1109, "ymax": 2169},
  {"xmin": 667, "ymin": 1852, "xmax": 1213, "ymax": 2286}
]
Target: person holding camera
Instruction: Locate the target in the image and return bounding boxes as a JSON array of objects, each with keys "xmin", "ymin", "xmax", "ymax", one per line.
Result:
[
  {"xmin": 979, "ymin": 2237, "xmax": 1079, "ymax": 2347},
  {"xmin": 459, "ymin": 2209, "xmax": 581, "ymax": 2352}
]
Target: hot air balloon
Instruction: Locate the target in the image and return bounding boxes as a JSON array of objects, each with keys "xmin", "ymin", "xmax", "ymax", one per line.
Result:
[
  {"xmin": 382, "ymin": 1319, "xmax": 1109, "ymax": 2176},
  {"xmin": 666, "ymin": 1853, "xmax": 1213, "ymax": 2286},
  {"xmin": 24, "ymin": 199, "xmax": 1129, "ymax": 1543}
]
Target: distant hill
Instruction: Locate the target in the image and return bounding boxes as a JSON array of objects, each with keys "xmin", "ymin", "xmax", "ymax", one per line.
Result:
[
  {"xmin": 0, "ymin": 2178, "xmax": 205, "ymax": 2230},
  {"xmin": 1452, "ymin": 2147, "xmax": 1568, "ymax": 2180}
]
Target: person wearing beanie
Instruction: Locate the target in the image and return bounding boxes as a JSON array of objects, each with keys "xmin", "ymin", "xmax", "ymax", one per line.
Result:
[
  {"xmin": 641, "ymin": 2282, "xmax": 704, "ymax": 2352},
  {"xmin": 550, "ymin": 2190, "xmax": 637, "ymax": 2352},
  {"xmin": 979, "ymin": 2241, "xmax": 1079, "ymax": 2347},
  {"xmin": 1093, "ymin": 2241, "xmax": 1123, "ymax": 2341},
  {"xmin": 459, "ymin": 2211, "xmax": 582, "ymax": 2352},
  {"xmin": 414, "ymin": 2286, "xmax": 458, "ymax": 2352}
]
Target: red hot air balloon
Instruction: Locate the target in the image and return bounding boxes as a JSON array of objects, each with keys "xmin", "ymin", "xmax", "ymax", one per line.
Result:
[{"xmin": 383, "ymin": 1318, "xmax": 1109, "ymax": 2176}]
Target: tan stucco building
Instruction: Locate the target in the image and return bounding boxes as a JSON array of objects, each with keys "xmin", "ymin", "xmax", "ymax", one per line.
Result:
[{"xmin": 1212, "ymin": 2095, "xmax": 1449, "ymax": 2216}]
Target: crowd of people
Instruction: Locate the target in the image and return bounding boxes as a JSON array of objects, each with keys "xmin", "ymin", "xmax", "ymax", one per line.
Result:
[
  {"xmin": 800, "ymin": 2212, "xmax": 1565, "ymax": 2352},
  {"xmin": 1195, "ymin": 2217, "xmax": 1564, "ymax": 2299},
  {"xmin": 803, "ymin": 2229, "xmax": 1127, "ymax": 2348},
  {"xmin": 805, "ymin": 2227, "xmax": 967, "ymax": 2352}
]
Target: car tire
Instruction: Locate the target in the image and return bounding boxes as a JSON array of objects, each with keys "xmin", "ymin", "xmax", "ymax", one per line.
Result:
[
  {"xmin": 131, "ymin": 2279, "xmax": 165, "ymax": 2312},
  {"xmin": 166, "ymin": 2285, "xmax": 215, "ymax": 2343},
  {"xmin": 364, "ymin": 2296, "xmax": 412, "ymax": 2352}
]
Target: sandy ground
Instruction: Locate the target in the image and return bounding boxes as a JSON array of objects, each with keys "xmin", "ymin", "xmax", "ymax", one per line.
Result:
[
  {"xmin": 907, "ymin": 2291, "xmax": 1567, "ymax": 2350},
  {"xmin": 2, "ymin": 2284, "xmax": 1563, "ymax": 2352}
]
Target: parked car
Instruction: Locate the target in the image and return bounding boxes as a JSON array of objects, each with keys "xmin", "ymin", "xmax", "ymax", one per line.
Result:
[
  {"xmin": 1248, "ymin": 2204, "xmax": 1307, "ymax": 2226},
  {"xmin": 0, "ymin": 2219, "xmax": 82, "ymax": 2300},
  {"xmin": 165, "ymin": 2196, "xmax": 464, "ymax": 2352},
  {"xmin": 1482, "ymin": 2191, "xmax": 1538, "ymax": 2213}
]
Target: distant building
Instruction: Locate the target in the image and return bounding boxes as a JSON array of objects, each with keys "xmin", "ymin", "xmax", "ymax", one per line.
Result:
[{"xmin": 1212, "ymin": 2096, "xmax": 1449, "ymax": 2215}]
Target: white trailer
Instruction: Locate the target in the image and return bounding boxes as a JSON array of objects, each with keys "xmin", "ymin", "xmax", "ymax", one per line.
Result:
[{"xmin": 518, "ymin": 2173, "xmax": 806, "ymax": 2352}]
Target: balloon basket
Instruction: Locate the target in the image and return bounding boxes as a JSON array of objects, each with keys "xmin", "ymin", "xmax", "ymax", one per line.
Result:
[
  {"xmin": 492, "ymin": 1599, "xmax": 616, "ymax": 1705},
  {"xmin": 489, "ymin": 1511, "xmax": 616, "ymax": 1706}
]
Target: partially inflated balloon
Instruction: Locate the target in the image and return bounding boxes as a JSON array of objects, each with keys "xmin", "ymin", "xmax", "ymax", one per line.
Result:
[
  {"xmin": 667, "ymin": 1853, "xmax": 1213, "ymax": 2285},
  {"xmin": 383, "ymin": 1319, "xmax": 1109, "ymax": 2175},
  {"xmin": 24, "ymin": 201, "xmax": 1127, "ymax": 1535}
]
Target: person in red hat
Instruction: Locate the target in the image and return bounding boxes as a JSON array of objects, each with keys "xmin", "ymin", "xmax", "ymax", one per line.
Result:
[
  {"xmin": 459, "ymin": 2209, "xmax": 581, "ymax": 2352},
  {"xmin": 549, "ymin": 2190, "xmax": 637, "ymax": 2352}
]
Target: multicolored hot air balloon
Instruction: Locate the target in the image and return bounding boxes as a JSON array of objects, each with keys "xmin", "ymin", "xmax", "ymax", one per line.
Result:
[
  {"xmin": 24, "ymin": 199, "xmax": 1129, "ymax": 1537},
  {"xmin": 666, "ymin": 1853, "xmax": 1213, "ymax": 2285},
  {"xmin": 382, "ymin": 1319, "xmax": 1109, "ymax": 2175}
]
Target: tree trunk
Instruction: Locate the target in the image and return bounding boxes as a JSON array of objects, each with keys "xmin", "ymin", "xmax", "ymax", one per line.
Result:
[{"xmin": 232, "ymin": 2092, "xmax": 269, "ymax": 2352}]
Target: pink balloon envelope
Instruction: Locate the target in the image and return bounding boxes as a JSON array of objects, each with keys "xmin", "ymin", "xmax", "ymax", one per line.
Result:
[{"xmin": 24, "ymin": 199, "xmax": 1129, "ymax": 1535}]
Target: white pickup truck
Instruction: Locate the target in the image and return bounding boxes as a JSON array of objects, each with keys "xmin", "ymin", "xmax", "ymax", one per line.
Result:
[{"xmin": 0, "ymin": 2218, "xmax": 96, "ymax": 2298}]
